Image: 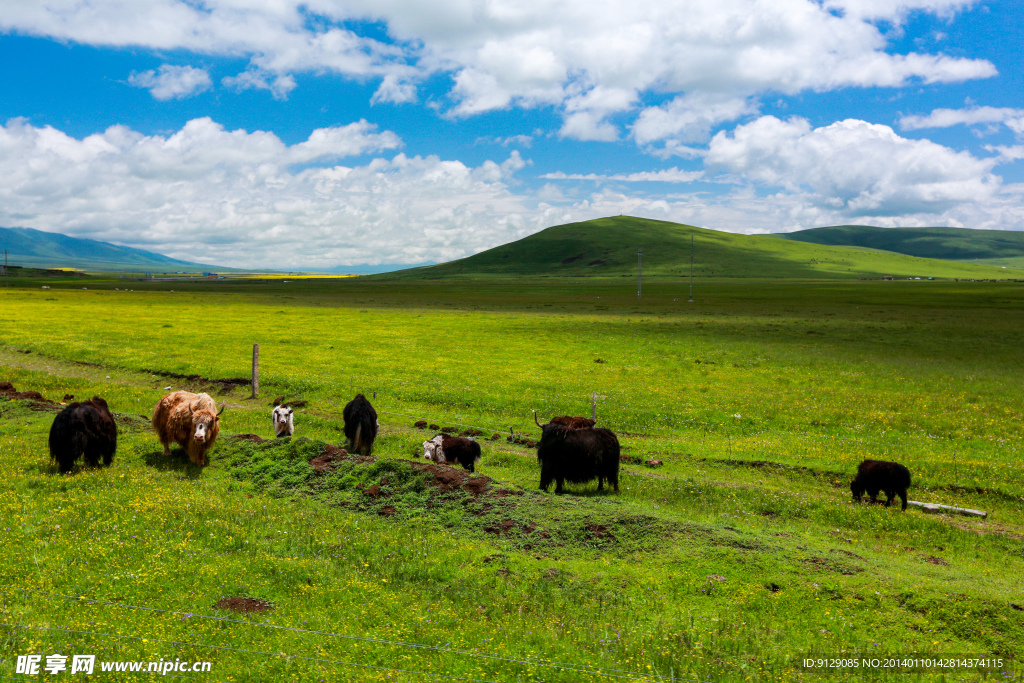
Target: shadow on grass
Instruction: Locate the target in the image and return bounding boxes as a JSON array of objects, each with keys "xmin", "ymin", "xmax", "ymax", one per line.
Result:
[
  {"xmin": 143, "ymin": 448, "xmax": 205, "ymax": 478},
  {"xmin": 546, "ymin": 487, "xmax": 620, "ymax": 498},
  {"xmin": 27, "ymin": 459, "xmax": 115, "ymax": 477}
]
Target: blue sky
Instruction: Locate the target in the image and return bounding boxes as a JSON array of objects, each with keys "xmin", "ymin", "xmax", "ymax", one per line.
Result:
[{"xmin": 0, "ymin": 0, "xmax": 1022, "ymax": 269}]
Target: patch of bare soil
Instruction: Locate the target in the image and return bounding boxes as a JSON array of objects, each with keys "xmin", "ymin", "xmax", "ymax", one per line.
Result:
[
  {"xmin": 923, "ymin": 555, "xmax": 949, "ymax": 566},
  {"xmin": 309, "ymin": 444, "xmax": 373, "ymax": 473},
  {"xmin": 407, "ymin": 461, "xmax": 494, "ymax": 496},
  {"xmin": 0, "ymin": 382, "xmax": 58, "ymax": 410},
  {"xmin": 214, "ymin": 597, "xmax": 273, "ymax": 614}
]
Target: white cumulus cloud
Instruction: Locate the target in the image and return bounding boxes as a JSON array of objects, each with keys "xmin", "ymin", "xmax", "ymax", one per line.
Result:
[
  {"xmin": 899, "ymin": 106, "xmax": 1024, "ymax": 137},
  {"xmin": 706, "ymin": 116, "xmax": 1000, "ymax": 216},
  {"xmin": 0, "ymin": 0, "xmax": 996, "ymax": 141},
  {"xmin": 0, "ymin": 117, "xmax": 544, "ymax": 269},
  {"xmin": 222, "ymin": 68, "xmax": 297, "ymax": 100},
  {"xmin": 632, "ymin": 93, "xmax": 758, "ymax": 149},
  {"xmin": 128, "ymin": 64, "xmax": 212, "ymax": 100}
]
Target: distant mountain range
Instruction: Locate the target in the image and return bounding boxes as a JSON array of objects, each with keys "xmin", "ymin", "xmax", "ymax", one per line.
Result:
[
  {"xmin": 0, "ymin": 226, "xmax": 223, "ymax": 271},
  {"xmin": 3, "ymin": 221, "xmax": 1022, "ymax": 277},
  {"xmin": 378, "ymin": 217, "xmax": 1024, "ymax": 280},
  {"xmin": 774, "ymin": 225, "xmax": 1024, "ymax": 268}
]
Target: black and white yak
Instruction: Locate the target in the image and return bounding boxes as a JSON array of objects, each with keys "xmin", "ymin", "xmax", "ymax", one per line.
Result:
[
  {"xmin": 343, "ymin": 394, "xmax": 378, "ymax": 456},
  {"xmin": 422, "ymin": 433, "xmax": 481, "ymax": 472},
  {"xmin": 850, "ymin": 459, "xmax": 911, "ymax": 511},
  {"xmin": 272, "ymin": 404, "xmax": 294, "ymax": 438},
  {"xmin": 49, "ymin": 396, "xmax": 118, "ymax": 473}
]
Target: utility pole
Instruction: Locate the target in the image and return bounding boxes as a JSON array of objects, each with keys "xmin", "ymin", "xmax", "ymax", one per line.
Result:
[
  {"xmin": 688, "ymin": 235, "xmax": 694, "ymax": 303},
  {"xmin": 637, "ymin": 248, "xmax": 643, "ymax": 299}
]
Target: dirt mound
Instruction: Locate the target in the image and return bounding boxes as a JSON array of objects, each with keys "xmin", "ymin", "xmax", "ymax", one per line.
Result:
[
  {"xmin": 0, "ymin": 382, "xmax": 57, "ymax": 410},
  {"xmin": 408, "ymin": 461, "xmax": 493, "ymax": 496},
  {"xmin": 309, "ymin": 444, "xmax": 373, "ymax": 473},
  {"xmin": 214, "ymin": 597, "xmax": 273, "ymax": 614}
]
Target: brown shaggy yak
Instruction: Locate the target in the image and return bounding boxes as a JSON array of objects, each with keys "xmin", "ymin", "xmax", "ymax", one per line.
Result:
[{"xmin": 152, "ymin": 391, "xmax": 224, "ymax": 466}]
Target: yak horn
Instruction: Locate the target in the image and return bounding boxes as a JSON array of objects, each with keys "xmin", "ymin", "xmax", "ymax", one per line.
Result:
[
  {"xmin": 533, "ymin": 410, "xmax": 542, "ymax": 428},
  {"xmin": 217, "ymin": 404, "xmax": 225, "ymax": 416}
]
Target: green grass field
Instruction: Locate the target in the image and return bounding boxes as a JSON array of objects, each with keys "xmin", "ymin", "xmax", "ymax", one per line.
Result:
[{"xmin": 1, "ymin": 270, "xmax": 1022, "ymax": 682}]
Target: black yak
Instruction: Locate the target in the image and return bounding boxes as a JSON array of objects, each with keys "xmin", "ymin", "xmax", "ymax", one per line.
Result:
[
  {"xmin": 850, "ymin": 459, "xmax": 911, "ymax": 511},
  {"xmin": 422, "ymin": 433, "xmax": 481, "ymax": 472},
  {"xmin": 536, "ymin": 422, "xmax": 620, "ymax": 494},
  {"xmin": 49, "ymin": 397, "xmax": 118, "ymax": 473},
  {"xmin": 343, "ymin": 394, "xmax": 378, "ymax": 456}
]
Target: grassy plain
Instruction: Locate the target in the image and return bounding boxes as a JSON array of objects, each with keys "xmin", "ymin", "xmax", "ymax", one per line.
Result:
[{"xmin": 1, "ymin": 272, "xmax": 1022, "ymax": 682}]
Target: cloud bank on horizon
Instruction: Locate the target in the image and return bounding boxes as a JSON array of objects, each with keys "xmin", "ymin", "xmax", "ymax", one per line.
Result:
[{"xmin": 0, "ymin": 0, "xmax": 1021, "ymax": 268}]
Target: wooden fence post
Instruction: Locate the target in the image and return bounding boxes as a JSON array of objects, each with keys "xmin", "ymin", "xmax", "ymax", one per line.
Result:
[{"xmin": 252, "ymin": 344, "xmax": 259, "ymax": 399}]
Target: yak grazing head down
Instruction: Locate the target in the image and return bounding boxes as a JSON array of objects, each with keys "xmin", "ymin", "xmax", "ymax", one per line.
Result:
[{"xmin": 190, "ymin": 400, "xmax": 224, "ymax": 442}]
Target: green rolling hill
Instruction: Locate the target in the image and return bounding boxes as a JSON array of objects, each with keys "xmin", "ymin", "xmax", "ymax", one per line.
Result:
[
  {"xmin": 775, "ymin": 224, "xmax": 1024, "ymax": 269},
  {"xmin": 0, "ymin": 226, "xmax": 224, "ymax": 271},
  {"xmin": 382, "ymin": 216, "xmax": 1024, "ymax": 280}
]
